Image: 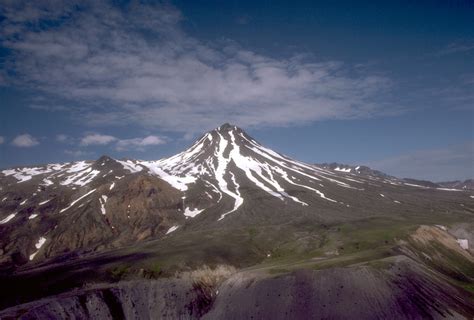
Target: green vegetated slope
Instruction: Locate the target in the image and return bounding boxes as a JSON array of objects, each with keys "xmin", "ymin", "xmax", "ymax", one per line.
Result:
[{"xmin": 1, "ymin": 214, "xmax": 473, "ymax": 319}]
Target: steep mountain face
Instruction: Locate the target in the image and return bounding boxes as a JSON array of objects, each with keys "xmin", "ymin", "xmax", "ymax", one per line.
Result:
[{"xmin": 0, "ymin": 124, "xmax": 472, "ymax": 267}]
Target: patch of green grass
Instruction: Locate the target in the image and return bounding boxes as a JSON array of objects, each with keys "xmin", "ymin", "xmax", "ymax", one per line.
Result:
[
  {"xmin": 241, "ymin": 218, "xmax": 424, "ymax": 275},
  {"xmin": 311, "ymin": 248, "xmax": 393, "ymax": 271},
  {"xmin": 252, "ymin": 247, "xmax": 394, "ymax": 276},
  {"xmin": 138, "ymin": 261, "xmax": 163, "ymax": 279},
  {"xmin": 107, "ymin": 265, "xmax": 130, "ymax": 281},
  {"xmin": 149, "ymin": 262, "xmax": 161, "ymax": 273},
  {"xmin": 333, "ymin": 219, "xmax": 414, "ymax": 255}
]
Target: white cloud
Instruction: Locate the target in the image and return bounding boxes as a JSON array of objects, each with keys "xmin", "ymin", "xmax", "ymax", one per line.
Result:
[
  {"xmin": 1, "ymin": 1, "xmax": 396, "ymax": 135},
  {"xmin": 0, "ymin": 136, "xmax": 4, "ymax": 144},
  {"xmin": 11, "ymin": 134, "xmax": 39, "ymax": 147},
  {"xmin": 368, "ymin": 142, "xmax": 474, "ymax": 181},
  {"xmin": 80, "ymin": 134, "xmax": 116, "ymax": 146},
  {"xmin": 78, "ymin": 132, "xmax": 166, "ymax": 150},
  {"xmin": 56, "ymin": 134, "xmax": 70, "ymax": 142},
  {"xmin": 116, "ymin": 135, "xmax": 166, "ymax": 151}
]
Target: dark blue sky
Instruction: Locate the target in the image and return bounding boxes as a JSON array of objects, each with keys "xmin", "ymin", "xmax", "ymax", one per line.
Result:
[{"xmin": 0, "ymin": 0, "xmax": 473, "ymax": 181}]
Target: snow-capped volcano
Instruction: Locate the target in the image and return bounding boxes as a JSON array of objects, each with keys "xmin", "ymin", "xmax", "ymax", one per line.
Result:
[
  {"xmin": 136, "ymin": 123, "xmax": 359, "ymax": 220},
  {"xmin": 0, "ymin": 124, "xmax": 471, "ymax": 266}
]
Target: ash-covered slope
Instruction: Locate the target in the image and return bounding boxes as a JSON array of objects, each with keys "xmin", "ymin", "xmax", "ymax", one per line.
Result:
[
  {"xmin": 2, "ymin": 259, "xmax": 474, "ymax": 320},
  {"xmin": 0, "ymin": 124, "xmax": 472, "ymax": 267},
  {"xmin": 2, "ymin": 226, "xmax": 474, "ymax": 319}
]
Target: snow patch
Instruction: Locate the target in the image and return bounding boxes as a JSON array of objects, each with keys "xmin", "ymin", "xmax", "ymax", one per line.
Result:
[
  {"xmin": 139, "ymin": 161, "xmax": 195, "ymax": 191},
  {"xmin": 184, "ymin": 207, "xmax": 204, "ymax": 218},
  {"xmin": 99, "ymin": 195, "xmax": 108, "ymax": 215},
  {"xmin": 166, "ymin": 225, "xmax": 179, "ymax": 234},
  {"xmin": 218, "ymin": 171, "xmax": 245, "ymax": 220},
  {"xmin": 42, "ymin": 178, "xmax": 54, "ymax": 186},
  {"xmin": 29, "ymin": 237, "xmax": 47, "ymax": 261},
  {"xmin": 60, "ymin": 189, "xmax": 96, "ymax": 213},
  {"xmin": 39, "ymin": 199, "xmax": 51, "ymax": 206},
  {"xmin": 404, "ymin": 183, "xmax": 429, "ymax": 189},
  {"xmin": 213, "ymin": 132, "xmax": 245, "ymax": 220},
  {"xmin": 2, "ymin": 166, "xmax": 54, "ymax": 183},
  {"xmin": 436, "ymin": 188, "xmax": 462, "ymax": 192},
  {"xmin": 0, "ymin": 213, "xmax": 16, "ymax": 224},
  {"xmin": 457, "ymin": 239, "xmax": 469, "ymax": 250},
  {"xmin": 66, "ymin": 161, "xmax": 90, "ymax": 173},
  {"xmin": 73, "ymin": 170, "xmax": 100, "ymax": 186},
  {"xmin": 28, "ymin": 214, "xmax": 39, "ymax": 220},
  {"xmin": 117, "ymin": 160, "xmax": 143, "ymax": 173}
]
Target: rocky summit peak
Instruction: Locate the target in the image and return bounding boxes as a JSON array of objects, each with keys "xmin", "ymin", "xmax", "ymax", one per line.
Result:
[
  {"xmin": 215, "ymin": 123, "xmax": 241, "ymax": 133},
  {"xmin": 97, "ymin": 155, "xmax": 114, "ymax": 163}
]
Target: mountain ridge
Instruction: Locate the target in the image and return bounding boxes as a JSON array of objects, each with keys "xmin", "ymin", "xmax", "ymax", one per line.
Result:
[{"xmin": 1, "ymin": 124, "xmax": 472, "ymax": 268}]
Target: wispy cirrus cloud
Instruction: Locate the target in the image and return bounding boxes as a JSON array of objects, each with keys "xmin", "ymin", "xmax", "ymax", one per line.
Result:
[
  {"xmin": 30, "ymin": 104, "xmax": 69, "ymax": 112},
  {"xmin": 11, "ymin": 134, "xmax": 39, "ymax": 147},
  {"xmin": 116, "ymin": 135, "xmax": 166, "ymax": 151},
  {"xmin": 79, "ymin": 134, "xmax": 117, "ymax": 146},
  {"xmin": 1, "ymin": 1, "xmax": 396, "ymax": 135},
  {"xmin": 0, "ymin": 136, "xmax": 4, "ymax": 144},
  {"xmin": 435, "ymin": 41, "xmax": 474, "ymax": 57}
]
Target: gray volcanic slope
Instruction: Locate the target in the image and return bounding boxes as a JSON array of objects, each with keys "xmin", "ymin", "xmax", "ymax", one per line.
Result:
[
  {"xmin": 1, "ymin": 253, "xmax": 473, "ymax": 319},
  {"xmin": 0, "ymin": 123, "xmax": 473, "ymax": 318}
]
